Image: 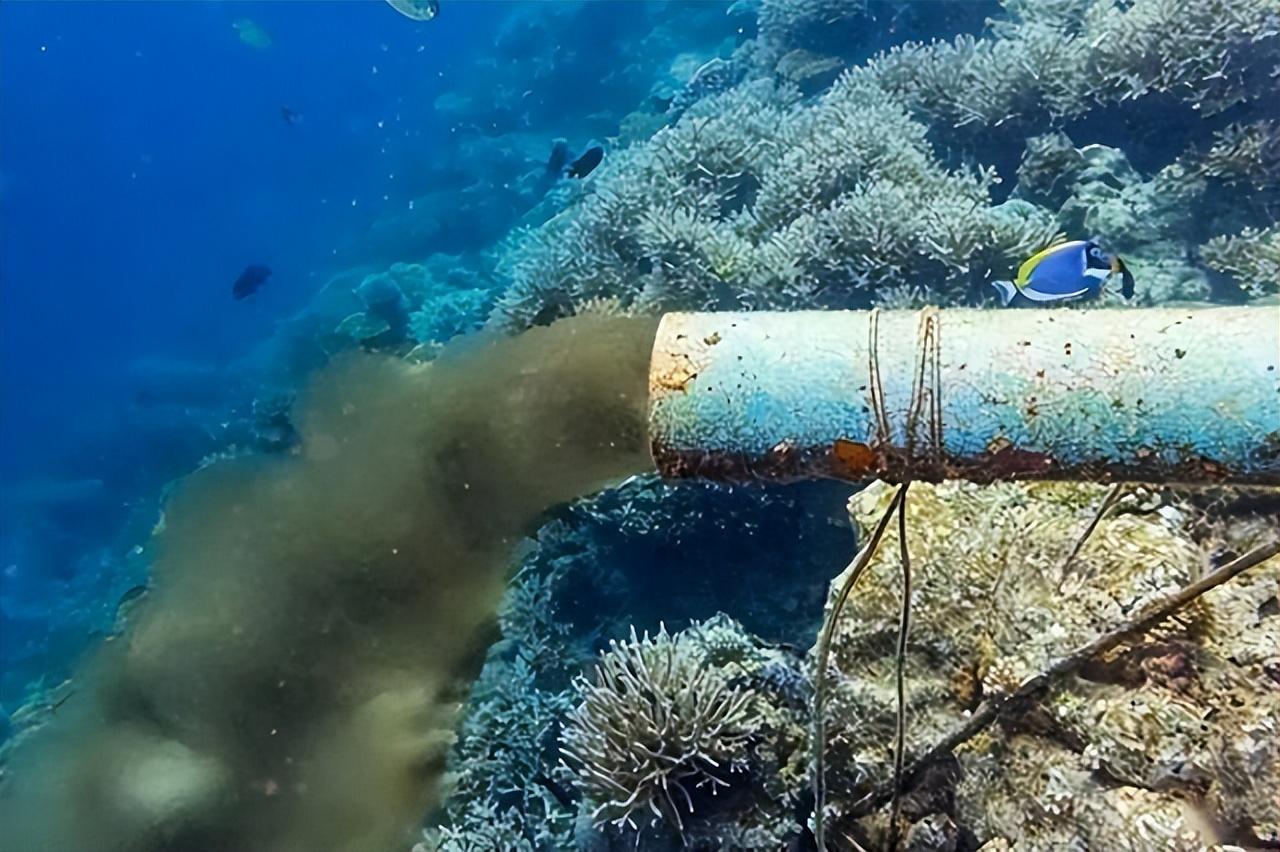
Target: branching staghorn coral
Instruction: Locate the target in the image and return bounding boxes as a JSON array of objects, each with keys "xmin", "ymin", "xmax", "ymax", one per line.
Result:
[
  {"xmin": 1081, "ymin": 0, "xmax": 1280, "ymax": 115},
  {"xmin": 424, "ymin": 522, "xmax": 602, "ymax": 850},
  {"xmin": 562, "ymin": 625, "xmax": 756, "ymax": 838},
  {"xmin": 484, "ymin": 0, "xmax": 1280, "ymax": 330},
  {"xmin": 753, "ymin": 0, "xmax": 998, "ymax": 72},
  {"xmin": 1201, "ymin": 224, "xmax": 1280, "ymax": 296},
  {"xmin": 428, "ymin": 656, "xmax": 577, "ymax": 851},
  {"xmin": 869, "ymin": 0, "xmax": 1280, "ymax": 129},
  {"xmin": 755, "ymin": 0, "xmax": 870, "ymax": 70},
  {"xmin": 1194, "ymin": 119, "xmax": 1280, "ymax": 190},
  {"xmin": 491, "ymin": 72, "xmax": 1058, "ymax": 329}
]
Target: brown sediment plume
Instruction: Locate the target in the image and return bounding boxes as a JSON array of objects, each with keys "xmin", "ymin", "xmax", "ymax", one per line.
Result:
[{"xmin": 0, "ymin": 315, "xmax": 659, "ymax": 852}]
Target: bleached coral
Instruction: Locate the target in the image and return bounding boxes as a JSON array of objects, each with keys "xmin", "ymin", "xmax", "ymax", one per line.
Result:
[
  {"xmin": 1082, "ymin": 0, "xmax": 1280, "ymax": 115},
  {"xmin": 491, "ymin": 72, "xmax": 1059, "ymax": 328},
  {"xmin": 483, "ymin": 0, "xmax": 1280, "ymax": 327},
  {"xmin": 870, "ymin": 0, "xmax": 1280, "ymax": 128},
  {"xmin": 422, "ymin": 799, "xmax": 551, "ymax": 852},
  {"xmin": 1201, "ymin": 225, "xmax": 1280, "ymax": 295},
  {"xmin": 756, "ymin": 0, "xmax": 869, "ymax": 62},
  {"xmin": 562, "ymin": 625, "xmax": 756, "ymax": 837},
  {"xmin": 435, "ymin": 656, "xmax": 577, "ymax": 851},
  {"xmin": 1194, "ymin": 120, "xmax": 1280, "ymax": 190}
]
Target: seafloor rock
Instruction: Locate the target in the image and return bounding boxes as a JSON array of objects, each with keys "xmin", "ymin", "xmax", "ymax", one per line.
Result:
[
  {"xmin": 430, "ymin": 481, "xmax": 1277, "ymax": 850},
  {"xmin": 820, "ymin": 480, "xmax": 1280, "ymax": 848}
]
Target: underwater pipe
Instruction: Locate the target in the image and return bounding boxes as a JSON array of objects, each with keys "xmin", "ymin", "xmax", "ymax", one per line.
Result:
[
  {"xmin": 0, "ymin": 307, "xmax": 1274, "ymax": 852},
  {"xmin": 648, "ymin": 307, "xmax": 1280, "ymax": 487}
]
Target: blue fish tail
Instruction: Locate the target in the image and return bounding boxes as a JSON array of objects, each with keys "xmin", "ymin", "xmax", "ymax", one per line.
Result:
[{"xmin": 991, "ymin": 280, "xmax": 1017, "ymax": 306}]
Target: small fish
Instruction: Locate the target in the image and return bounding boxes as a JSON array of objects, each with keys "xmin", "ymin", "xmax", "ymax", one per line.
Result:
[
  {"xmin": 385, "ymin": 0, "xmax": 439, "ymax": 21},
  {"xmin": 566, "ymin": 144, "xmax": 603, "ymax": 179},
  {"xmin": 992, "ymin": 239, "xmax": 1135, "ymax": 306},
  {"xmin": 232, "ymin": 264, "xmax": 272, "ymax": 300},
  {"xmin": 534, "ymin": 772, "xmax": 577, "ymax": 810},
  {"xmin": 113, "ymin": 584, "xmax": 150, "ymax": 633},
  {"xmin": 280, "ymin": 105, "xmax": 302, "ymax": 127},
  {"xmin": 232, "ymin": 18, "xmax": 272, "ymax": 50},
  {"xmin": 545, "ymin": 138, "xmax": 570, "ymax": 176}
]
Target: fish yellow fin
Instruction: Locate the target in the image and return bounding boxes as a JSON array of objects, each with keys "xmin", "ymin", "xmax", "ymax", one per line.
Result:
[{"xmin": 1014, "ymin": 238, "xmax": 1068, "ymax": 287}]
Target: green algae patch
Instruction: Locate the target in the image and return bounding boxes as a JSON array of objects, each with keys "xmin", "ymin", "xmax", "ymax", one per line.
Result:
[{"xmin": 0, "ymin": 315, "xmax": 659, "ymax": 852}]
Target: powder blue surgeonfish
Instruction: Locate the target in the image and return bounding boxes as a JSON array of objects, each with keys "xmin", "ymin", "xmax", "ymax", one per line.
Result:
[{"xmin": 992, "ymin": 239, "xmax": 1135, "ymax": 306}]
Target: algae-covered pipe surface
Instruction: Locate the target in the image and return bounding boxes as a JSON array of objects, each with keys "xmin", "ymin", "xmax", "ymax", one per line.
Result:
[
  {"xmin": 0, "ymin": 315, "xmax": 658, "ymax": 852},
  {"xmin": 649, "ymin": 308, "xmax": 1280, "ymax": 485}
]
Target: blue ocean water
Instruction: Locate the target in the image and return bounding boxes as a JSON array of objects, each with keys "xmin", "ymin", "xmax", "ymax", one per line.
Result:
[
  {"xmin": 0, "ymin": 0, "xmax": 503, "ymax": 701},
  {"xmin": 0, "ymin": 0, "xmax": 763, "ymax": 709},
  {"xmin": 1, "ymin": 1, "xmax": 1277, "ymax": 850},
  {"xmin": 1, "ymin": 1, "xmax": 497, "ymax": 472}
]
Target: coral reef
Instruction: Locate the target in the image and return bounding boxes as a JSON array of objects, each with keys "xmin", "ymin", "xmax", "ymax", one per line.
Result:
[
  {"xmin": 562, "ymin": 625, "xmax": 756, "ymax": 837},
  {"xmin": 1201, "ymin": 224, "xmax": 1280, "ymax": 296},
  {"xmin": 430, "ymin": 656, "xmax": 577, "ymax": 851},
  {"xmin": 562, "ymin": 616, "xmax": 812, "ymax": 850},
  {"xmin": 422, "ymin": 556, "xmax": 583, "ymax": 851},
  {"xmin": 483, "ymin": 0, "xmax": 1279, "ymax": 330},
  {"xmin": 322, "ymin": 258, "xmax": 497, "ymax": 358},
  {"xmin": 469, "ymin": 473, "xmax": 1277, "ymax": 851},
  {"xmin": 870, "ymin": 0, "xmax": 1280, "ymax": 128},
  {"xmin": 423, "ymin": 473, "xmax": 853, "ymax": 848},
  {"xmin": 7, "ymin": 4, "xmax": 1280, "ymax": 852},
  {"xmin": 491, "ymin": 73, "xmax": 1059, "ymax": 329}
]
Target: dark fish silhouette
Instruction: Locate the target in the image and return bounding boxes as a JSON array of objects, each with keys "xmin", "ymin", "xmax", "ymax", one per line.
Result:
[
  {"xmin": 232, "ymin": 264, "xmax": 272, "ymax": 300},
  {"xmin": 545, "ymin": 138, "xmax": 570, "ymax": 176},
  {"xmin": 566, "ymin": 145, "xmax": 603, "ymax": 179},
  {"xmin": 534, "ymin": 772, "xmax": 577, "ymax": 809},
  {"xmin": 280, "ymin": 105, "xmax": 302, "ymax": 126}
]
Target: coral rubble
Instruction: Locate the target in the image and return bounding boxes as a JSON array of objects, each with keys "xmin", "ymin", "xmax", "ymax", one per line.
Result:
[{"xmin": 818, "ymin": 481, "xmax": 1279, "ymax": 849}]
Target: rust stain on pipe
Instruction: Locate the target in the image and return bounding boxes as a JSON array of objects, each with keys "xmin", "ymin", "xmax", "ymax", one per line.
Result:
[{"xmin": 647, "ymin": 308, "xmax": 1280, "ymax": 486}]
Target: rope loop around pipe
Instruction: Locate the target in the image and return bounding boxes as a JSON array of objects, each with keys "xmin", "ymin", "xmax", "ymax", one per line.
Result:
[{"xmin": 905, "ymin": 306, "xmax": 944, "ymax": 471}]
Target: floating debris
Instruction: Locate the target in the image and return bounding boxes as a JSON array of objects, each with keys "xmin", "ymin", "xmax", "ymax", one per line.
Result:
[{"xmin": 231, "ymin": 18, "xmax": 272, "ymax": 50}]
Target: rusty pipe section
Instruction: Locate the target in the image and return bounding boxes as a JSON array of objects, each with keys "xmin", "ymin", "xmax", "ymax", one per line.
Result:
[{"xmin": 647, "ymin": 308, "xmax": 1280, "ymax": 485}]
